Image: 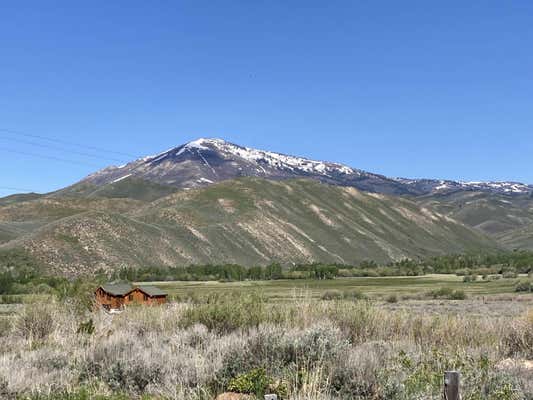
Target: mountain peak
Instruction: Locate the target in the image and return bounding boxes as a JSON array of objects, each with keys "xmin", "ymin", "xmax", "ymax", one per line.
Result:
[{"xmin": 184, "ymin": 137, "xmax": 227, "ymax": 148}]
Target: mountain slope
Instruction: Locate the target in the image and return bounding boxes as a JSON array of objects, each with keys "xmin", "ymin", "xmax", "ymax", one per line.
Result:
[
  {"xmin": 52, "ymin": 177, "xmax": 179, "ymax": 202},
  {"xmin": 6, "ymin": 178, "xmax": 498, "ymax": 276},
  {"xmin": 0, "ymin": 196, "xmax": 145, "ymax": 246},
  {"xmin": 417, "ymin": 191, "xmax": 533, "ymax": 250}
]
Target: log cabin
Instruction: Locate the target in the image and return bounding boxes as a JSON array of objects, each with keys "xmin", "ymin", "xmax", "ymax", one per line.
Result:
[{"xmin": 95, "ymin": 283, "xmax": 167, "ymax": 312}]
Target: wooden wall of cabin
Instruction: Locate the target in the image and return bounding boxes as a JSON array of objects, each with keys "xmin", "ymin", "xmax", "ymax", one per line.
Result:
[
  {"xmin": 95, "ymin": 287, "xmax": 167, "ymax": 309},
  {"xmin": 94, "ymin": 288, "xmax": 126, "ymax": 309}
]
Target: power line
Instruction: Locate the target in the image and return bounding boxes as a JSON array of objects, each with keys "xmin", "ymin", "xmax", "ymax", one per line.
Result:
[
  {"xmin": 0, "ymin": 135, "xmax": 126, "ymax": 163},
  {"xmin": 0, "ymin": 186, "xmax": 38, "ymax": 193},
  {"xmin": 0, "ymin": 128, "xmax": 139, "ymax": 158},
  {"xmin": 0, "ymin": 146, "xmax": 102, "ymax": 167}
]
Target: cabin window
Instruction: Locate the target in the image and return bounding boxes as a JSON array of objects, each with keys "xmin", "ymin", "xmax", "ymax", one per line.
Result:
[
  {"xmin": 128, "ymin": 295, "xmax": 133, "ymax": 301},
  {"xmin": 143, "ymin": 294, "xmax": 148, "ymax": 301}
]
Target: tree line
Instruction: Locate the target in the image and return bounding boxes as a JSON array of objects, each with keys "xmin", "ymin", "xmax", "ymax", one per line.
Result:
[
  {"xmin": 1, "ymin": 248, "xmax": 533, "ymax": 297},
  {"xmin": 111, "ymin": 250, "xmax": 533, "ymax": 282}
]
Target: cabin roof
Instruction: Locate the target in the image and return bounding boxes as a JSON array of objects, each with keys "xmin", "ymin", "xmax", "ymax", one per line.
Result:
[
  {"xmin": 137, "ymin": 285, "xmax": 167, "ymax": 296},
  {"xmin": 100, "ymin": 283, "xmax": 134, "ymax": 296}
]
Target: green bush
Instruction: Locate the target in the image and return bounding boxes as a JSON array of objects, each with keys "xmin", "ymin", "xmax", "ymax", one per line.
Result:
[
  {"xmin": 77, "ymin": 319, "xmax": 95, "ymax": 335},
  {"xmin": 227, "ymin": 368, "xmax": 271, "ymax": 396}
]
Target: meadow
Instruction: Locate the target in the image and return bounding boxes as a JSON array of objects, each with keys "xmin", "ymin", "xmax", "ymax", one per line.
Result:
[{"xmin": 136, "ymin": 274, "xmax": 526, "ymax": 301}]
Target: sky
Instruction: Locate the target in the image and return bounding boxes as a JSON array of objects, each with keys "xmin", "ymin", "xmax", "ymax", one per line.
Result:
[{"xmin": 1, "ymin": 1, "xmax": 533, "ymax": 195}]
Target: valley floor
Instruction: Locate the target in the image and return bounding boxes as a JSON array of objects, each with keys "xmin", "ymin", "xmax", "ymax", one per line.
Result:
[
  {"xmin": 1, "ymin": 277, "xmax": 533, "ymax": 399},
  {"xmin": 136, "ymin": 273, "xmax": 528, "ymax": 301}
]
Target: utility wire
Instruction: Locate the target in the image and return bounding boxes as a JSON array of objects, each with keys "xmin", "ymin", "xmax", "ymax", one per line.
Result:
[
  {"xmin": 0, "ymin": 146, "xmax": 102, "ymax": 167},
  {"xmin": 0, "ymin": 135, "xmax": 126, "ymax": 163},
  {"xmin": 0, "ymin": 128, "xmax": 139, "ymax": 158},
  {"xmin": 0, "ymin": 186, "xmax": 38, "ymax": 193}
]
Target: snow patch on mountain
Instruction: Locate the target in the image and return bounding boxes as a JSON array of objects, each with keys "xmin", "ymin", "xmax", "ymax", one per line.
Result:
[
  {"xmin": 111, "ymin": 174, "xmax": 132, "ymax": 183},
  {"xmin": 175, "ymin": 138, "xmax": 212, "ymax": 156},
  {"xmin": 188, "ymin": 138, "xmax": 357, "ymax": 176}
]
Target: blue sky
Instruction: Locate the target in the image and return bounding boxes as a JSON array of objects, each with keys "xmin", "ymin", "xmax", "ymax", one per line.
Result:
[{"xmin": 1, "ymin": 1, "xmax": 532, "ymax": 195}]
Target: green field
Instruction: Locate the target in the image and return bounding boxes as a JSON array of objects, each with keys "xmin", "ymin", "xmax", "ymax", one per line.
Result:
[{"xmin": 136, "ymin": 274, "xmax": 526, "ymax": 301}]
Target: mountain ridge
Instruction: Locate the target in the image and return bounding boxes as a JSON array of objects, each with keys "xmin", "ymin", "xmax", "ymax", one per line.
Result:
[{"xmin": 79, "ymin": 138, "xmax": 533, "ymax": 196}]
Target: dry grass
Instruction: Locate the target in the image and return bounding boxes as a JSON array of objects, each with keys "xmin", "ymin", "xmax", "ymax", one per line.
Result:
[{"xmin": 0, "ymin": 296, "xmax": 532, "ymax": 399}]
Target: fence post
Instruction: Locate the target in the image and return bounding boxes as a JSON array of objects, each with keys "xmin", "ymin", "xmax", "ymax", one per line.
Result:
[{"xmin": 444, "ymin": 371, "xmax": 460, "ymax": 400}]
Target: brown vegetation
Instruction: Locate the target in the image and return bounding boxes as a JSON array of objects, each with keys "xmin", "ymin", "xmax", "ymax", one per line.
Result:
[{"xmin": 0, "ymin": 295, "xmax": 532, "ymax": 399}]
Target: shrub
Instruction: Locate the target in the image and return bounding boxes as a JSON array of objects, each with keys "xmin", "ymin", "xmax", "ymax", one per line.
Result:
[
  {"xmin": 502, "ymin": 271, "xmax": 518, "ymax": 279},
  {"xmin": 15, "ymin": 303, "xmax": 55, "ymax": 340},
  {"xmin": 343, "ymin": 289, "xmax": 366, "ymax": 300},
  {"xmin": 180, "ymin": 293, "xmax": 267, "ymax": 333},
  {"xmin": 330, "ymin": 302, "xmax": 382, "ymax": 344},
  {"xmin": 329, "ymin": 341, "xmax": 392, "ymax": 398},
  {"xmin": 504, "ymin": 310, "xmax": 533, "ymax": 358},
  {"xmin": 227, "ymin": 368, "xmax": 271, "ymax": 396},
  {"xmin": 427, "ymin": 287, "xmax": 453, "ymax": 299},
  {"xmin": 427, "ymin": 287, "xmax": 466, "ymax": 300},
  {"xmin": 0, "ymin": 317, "xmax": 12, "ymax": 337},
  {"xmin": 321, "ymin": 290, "xmax": 343, "ymax": 301},
  {"xmin": 450, "ymin": 290, "xmax": 466, "ymax": 300},
  {"xmin": 515, "ymin": 280, "xmax": 533, "ymax": 292},
  {"xmin": 385, "ymin": 294, "xmax": 398, "ymax": 303},
  {"xmin": 19, "ymin": 390, "xmax": 132, "ymax": 399},
  {"xmin": 463, "ymin": 275, "xmax": 476, "ymax": 283},
  {"xmin": 290, "ymin": 324, "xmax": 350, "ymax": 365},
  {"xmin": 104, "ymin": 360, "xmax": 162, "ymax": 393},
  {"xmin": 76, "ymin": 319, "xmax": 95, "ymax": 335}
]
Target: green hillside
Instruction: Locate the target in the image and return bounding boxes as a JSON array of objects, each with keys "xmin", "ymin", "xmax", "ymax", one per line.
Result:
[
  {"xmin": 417, "ymin": 191, "xmax": 533, "ymax": 250},
  {"xmin": 51, "ymin": 177, "xmax": 179, "ymax": 201},
  {"xmin": 1, "ymin": 178, "xmax": 499, "ymax": 276}
]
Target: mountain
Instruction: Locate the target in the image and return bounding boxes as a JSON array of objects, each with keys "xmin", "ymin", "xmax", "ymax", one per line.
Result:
[
  {"xmin": 2, "ymin": 179, "xmax": 498, "ymax": 276},
  {"xmin": 1, "ymin": 137, "xmax": 531, "ymax": 276},
  {"xmin": 76, "ymin": 138, "xmax": 411, "ymax": 195},
  {"xmin": 76, "ymin": 138, "xmax": 533, "ymax": 196}
]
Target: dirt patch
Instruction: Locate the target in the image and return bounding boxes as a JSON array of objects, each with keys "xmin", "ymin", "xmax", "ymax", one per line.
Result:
[
  {"xmin": 309, "ymin": 204, "xmax": 335, "ymax": 226},
  {"xmin": 217, "ymin": 198, "xmax": 236, "ymax": 213}
]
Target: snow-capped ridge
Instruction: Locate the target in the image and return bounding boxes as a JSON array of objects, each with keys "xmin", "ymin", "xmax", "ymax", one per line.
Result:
[
  {"xmin": 191, "ymin": 138, "xmax": 356, "ymax": 176},
  {"xmin": 140, "ymin": 137, "xmax": 358, "ymax": 177},
  {"xmin": 81, "ymin": 137, "xmax": 532, "ymax": 196},
  {"xmin": 397, "ymin": 177, "xmax": 532, "ymax": 194}
]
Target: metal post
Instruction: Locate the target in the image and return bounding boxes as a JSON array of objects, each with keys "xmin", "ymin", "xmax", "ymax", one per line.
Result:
[{"xmin": 444, "ymin": 371, "xmax": 460, "ymax": 400}]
